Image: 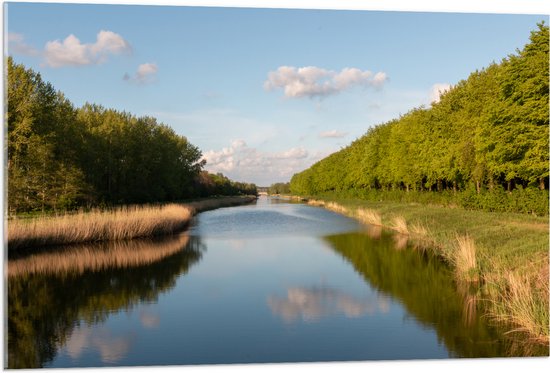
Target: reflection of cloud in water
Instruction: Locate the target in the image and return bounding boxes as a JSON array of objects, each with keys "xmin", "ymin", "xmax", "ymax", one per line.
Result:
[
  {"xmin": 268, "ymin": 286, "xmax": 390, "ymax": 323},
  {"xmin": 64, "ymin": 325, "xmax": 135, "ymax": 364},
  {"xmin": 140, "ymin": 309, "xmax": 160, "ymax": 329}
]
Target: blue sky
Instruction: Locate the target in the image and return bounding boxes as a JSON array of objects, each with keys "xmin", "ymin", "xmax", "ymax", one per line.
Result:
[{"xmin": 5, "ymin": 1, "xmax": 548, "ymax": 186}]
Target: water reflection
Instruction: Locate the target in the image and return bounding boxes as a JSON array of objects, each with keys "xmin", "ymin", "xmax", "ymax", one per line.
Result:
[
  {"xmin": 63, "ymin": 325, "xmax": 136, "ymax": 364},
  {"xmin": 7, "ymin": 235, "xmax": 205, "ymax": 369},
  {"xmin": 268, "ymin": 285, "xmax": 390, "ymax": 323},
  {"xmin": 8, "ymin": 233, "xmax": 190, "ymax": 277},
  {"xmin": 323, "ymin": 231, "xmax": 548, "ymax": 358}
]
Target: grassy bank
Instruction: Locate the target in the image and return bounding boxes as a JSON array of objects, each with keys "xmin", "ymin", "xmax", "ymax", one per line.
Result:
[
  {"xmin": 7, "ymin": 195, "xmax": 256, "ymax": 251},
  {"xmin": 302, "ymin": 196, "xmax": 549, "ymax": 346}
]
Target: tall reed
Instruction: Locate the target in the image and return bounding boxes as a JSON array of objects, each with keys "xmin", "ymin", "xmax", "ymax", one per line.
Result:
[
  {"xmin": 8, "ymin": 204, "xmax": 192, "ymax": 250},
  {"xmin": 451, "ymin": 234, "xmax": 478, "ymax": 282},
  {"xmin": 486, "ymin": 260, "xmax": 549, "ymax": 345}
]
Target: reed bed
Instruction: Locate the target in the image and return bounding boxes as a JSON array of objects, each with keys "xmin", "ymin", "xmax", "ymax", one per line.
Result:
[
  {"xmin": 8, "ymin": 204, "xmax": 192, "ymax": 250},
  {"xmin": 8, "ymin": 233, "xmax": 189, "ymax": 277},
  {"xmin": 485, "ymin": 260, "xmax": 549, "ymax": 345},
  {"xmin": 8, "ymin": 196, "xmax": 256, "ymax": 251}
]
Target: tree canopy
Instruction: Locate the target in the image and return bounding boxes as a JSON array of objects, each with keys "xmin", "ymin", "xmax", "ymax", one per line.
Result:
[
  {"xmin": 6, "ymin": 58, "xmax": 257, "ymax": 213},
  {"xmin": 290, "ymin": 23, "xmax": 549, "ymax": 214}
]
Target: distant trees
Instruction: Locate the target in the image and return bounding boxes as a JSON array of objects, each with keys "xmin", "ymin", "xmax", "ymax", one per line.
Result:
[
  {"xmin": 195, "ymin": 171, "xmax": 257, "ymax": 197},
  {"xmin": 268, "ymin": 182, "xmax": 291, "ymax": 195},
  {"xmin": 290, "ymin": 23, "xmax": 549, "ymax": 214},
  {"xmin": 7, "ymin": 58, "xmax": 256, "ymax": 214}
]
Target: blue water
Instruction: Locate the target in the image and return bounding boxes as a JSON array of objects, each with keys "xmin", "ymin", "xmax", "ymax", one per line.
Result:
[{"xmin": 9, "ymin": 196, "xmax": 525, "ymax": 369}]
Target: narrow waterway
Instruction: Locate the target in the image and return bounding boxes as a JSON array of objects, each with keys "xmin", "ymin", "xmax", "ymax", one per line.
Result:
[{"xmin": 7, "ymin": 196, "xmax": 541, "ymax": 368}]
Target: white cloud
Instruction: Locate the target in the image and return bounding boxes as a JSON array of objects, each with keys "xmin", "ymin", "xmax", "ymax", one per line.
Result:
[
  {"xmin": 273, "ymin": 147, "xmax": 308, "ymax": 159},
  {"xmin": 7, "ymin": 32, "xmax": 39, "ymax": 56},
  {"xmin": 43, "ymin": 30, "xmax": 131, "ymax": 67},
  {"xmin": 202, "ymin": 139, "xmax": 315, "ymax": 185},
  {"xmin": 264, "ymin": 66, "xmax": 388, "ymax": 99},
  {"xmin": 124, "ymin": 62, "xmax": 158, "ymax": 84},
  {"xmin": 429, "ymin": 83, "xmax": 452, "ymax": 103},
  {"xmin": 319, "ymin": 130, "xmax": 348, "ymax": 138}
]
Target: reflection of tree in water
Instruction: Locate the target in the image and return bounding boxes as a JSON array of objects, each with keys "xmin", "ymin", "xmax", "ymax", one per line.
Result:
[
  {"xmin": 7, "ymin": 235, "xmax": 206, "ymax": 369},
  {"xmin": 323, "ymin": 232, "xmax": 548, "ymax": 358}
]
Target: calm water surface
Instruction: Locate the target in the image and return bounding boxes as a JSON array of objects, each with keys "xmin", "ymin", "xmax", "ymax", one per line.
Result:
[{"xmin": 7, "ymin": 196, "xmax": 541, "ymax": 368}]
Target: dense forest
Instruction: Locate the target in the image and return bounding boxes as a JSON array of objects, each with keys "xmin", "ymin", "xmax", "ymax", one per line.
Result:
[
  {"xmin": 290, "ymin": 23, "xmax": 549, "ymax": 215},
  {"xmin": 6, "ymin": 58, "xmax": 256, "ymax": 214}
]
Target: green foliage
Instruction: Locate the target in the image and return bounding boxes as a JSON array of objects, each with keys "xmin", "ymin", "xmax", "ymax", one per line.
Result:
[
  {"xmin": 6, "ymin": 58, "xmax": 255, "ymax": 213},
  {"xmin": 195, "ymin": 171, "xmax": 257, "ymax": 197},
  {"xmin": 290, "ymin": 23, "xmax": 549, "ymax": 214},
  {"xmin": 267, "ymin": 182, "xmax": 290, "ymax": 195}
]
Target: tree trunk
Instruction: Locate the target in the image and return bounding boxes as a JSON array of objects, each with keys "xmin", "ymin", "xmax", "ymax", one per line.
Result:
[
  {"xmin": 476, "ymin": 180, "xmax": 481, "ymax": 194},
  {"xmin": 540, "ymin": 178, "xmax": 546, "ymax": 190}
]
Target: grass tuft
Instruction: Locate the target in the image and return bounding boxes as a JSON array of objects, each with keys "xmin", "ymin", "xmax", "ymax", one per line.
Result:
[
  {"xmin": 451, "ymin": 234, "xmax": 478, "ymax": 283},
  {"xmin": 390, "ymin": 216, "xmax": 409, "ymax": 235},
  {"xmin": 355, "ymin": 208, "xmax": 382, "ymax": 226}
]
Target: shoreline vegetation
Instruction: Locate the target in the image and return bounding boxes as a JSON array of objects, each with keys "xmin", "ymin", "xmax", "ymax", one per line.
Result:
[
  {"xmin": 275, "ymin": 193, "xmax": 548, "ymax": 347},
  {"xmin": 7, "ymin": 195, "xmax": 256, "ymax": 252}
]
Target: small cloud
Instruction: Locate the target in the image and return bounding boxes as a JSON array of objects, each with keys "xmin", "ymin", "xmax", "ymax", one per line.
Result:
[
  {"xmin": 124, "ymin": 62, "xmax": 158, "ymax": 84},
  {"xmin": 264, "ymin": 66, "xmax": 388, "ymax": 99},
  {"xmin": 43, "ymin": 30, "xmax": 131, "ymax": 67},
  {"xmin": 319, "ymin": 130, "xmax": 348, "ymax": 139},
  {"xmin": 7, "ymin": 32, "xmax": 39, "ymax": 56},
  {"xmin": 429, "ymin": 83, "xmax": 452, "ymax": 104},
  {"xmin": 273, "ymin": 147, "xmax": 308, "ymax": 160}
]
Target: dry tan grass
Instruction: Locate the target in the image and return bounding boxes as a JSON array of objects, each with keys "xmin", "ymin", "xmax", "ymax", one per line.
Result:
[
  {"xmin": 8, "ymin": 233, "xmax": 190, "ymax": 277},
  {"xmin": 325, "ymin": 202, "xmax": 349, "ymax": 215},
  {"xmin": 452, "ymin": 234, "xmax": 478, "ymax": 282},
  {"xmin": 307, "ymin": 199, "xmax": 325, "ymax": 207},
  {"xmin": 8, "ymin": 204, "xmax": 193, "ymax": 250},
  {"xmin": 390, "ymin": 216, "xmax": 409, "ymax": 235},
  {"xmin": 410, "ymin": 222, "xmax": 429, "ymax": 237},
  {"xmin": 355, "ymin": 208, "xmax": 382, "ymax": 226},
  {"xmin": 487, "ymin": 264, "xmax": 549, "ymax": 345}
]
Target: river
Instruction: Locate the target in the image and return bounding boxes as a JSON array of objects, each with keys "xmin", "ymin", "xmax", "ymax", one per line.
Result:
[{"xmin": 6, "ymin": 196, "xmax": 544, "ymax": 368}]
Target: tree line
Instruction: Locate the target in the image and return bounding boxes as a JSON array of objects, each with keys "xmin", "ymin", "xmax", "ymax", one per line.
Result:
[
  {"xmin": 7, "ymin": 57, "xmax": 257, "ymax": 214},
  {"xmin": 290, "ymin": 23, "xmax": 549, "ymax": 215},
  {"xmin": 267, "ymin": 182, "xmax": 291, "ymax": 195}
]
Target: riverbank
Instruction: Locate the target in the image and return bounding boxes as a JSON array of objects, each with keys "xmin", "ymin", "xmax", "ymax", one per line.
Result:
[
  {"xmin": 7, "ymin": 195, "xmax": 257, "ymax": 251},
  {"xmin": 293, "ymin": 195, "xmax": 549, "ymax": 347}
]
